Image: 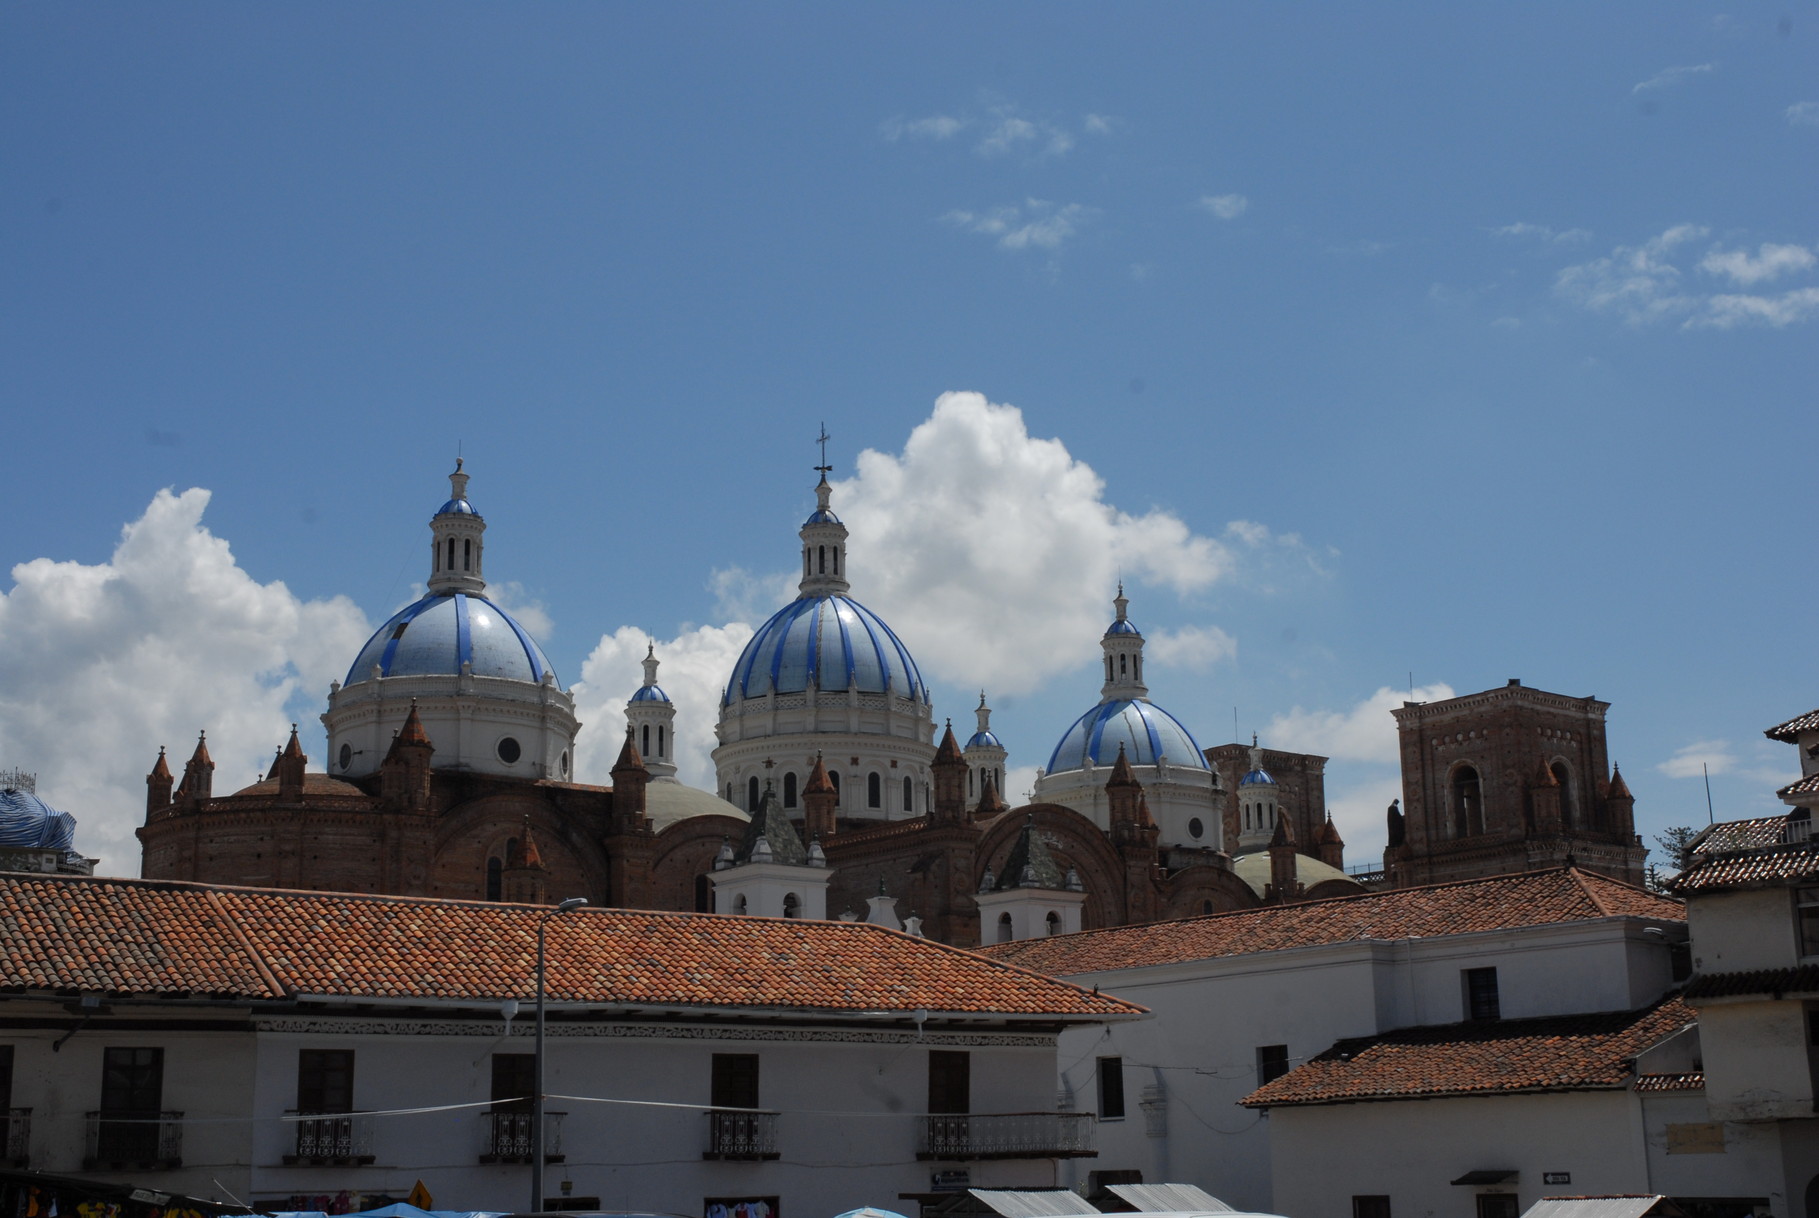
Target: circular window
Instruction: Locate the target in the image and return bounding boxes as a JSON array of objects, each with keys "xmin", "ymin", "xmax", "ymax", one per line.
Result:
[
  {"xmin": 1188, "ymin": 817, "xmax": 1204, "ymax": 839},
  {"xmin": 338, "ymin": 743, "xmax": 352, "ymax": 771},
  {"xmin": 497, "ymin": 736, "xmax": 522, "ymax": 764}
]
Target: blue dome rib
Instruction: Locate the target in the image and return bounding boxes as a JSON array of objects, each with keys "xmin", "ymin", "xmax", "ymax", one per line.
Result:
[
  {"xmin": 725, "ymin": 594, "xmax": 927, "ymax": 705},
  {"xmin": 345, "ymin": 593, "xmax": 555, "ymax": 687},
  {"xmin": 1046, "ymin": 699, "xmax": 1210, "ymax": 774}
]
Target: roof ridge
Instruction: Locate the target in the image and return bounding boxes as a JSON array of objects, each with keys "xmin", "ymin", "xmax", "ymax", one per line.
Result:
[{"xmin": 203, "ymin": 888, "xmax": 290, "ymax": 998}]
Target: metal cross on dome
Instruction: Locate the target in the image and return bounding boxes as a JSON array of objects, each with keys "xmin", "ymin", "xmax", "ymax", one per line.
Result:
[{"xmin": 815, "ymin": 423, "xmax": 832, "ymax": 478}]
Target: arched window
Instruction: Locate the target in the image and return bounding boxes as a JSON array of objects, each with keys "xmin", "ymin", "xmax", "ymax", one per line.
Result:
[
  {"xmin": 1552, "ymin": 761, "xmax": 1577, "ymax": 828},
  {"xmin": 832, "ymin": 549, "xmax": 838, "ymax": 574},
  {"xmin": 903, "ymin": 776, "xmax": 914, "ymax": 812},
  {"xmin": 463, "ymin": 538, "xmax": 471, "ymax": 571},
  {"xmin": 726, "ymin": 783, "xmax": 734, "ymax": 803},
  {"xmin": 782, "ymin": 893, "xmax": 801, "ymax": 919},
  {"xmin": 1120, "ymin": 654, "xmax": 1127, "ymax": 675},
  {"xmin": 968, "ymin": 769, "xmax": 975, "ymax": 797},
  {"xmin": 783, "ymin": 772, "xmax": 798, "ymax": 808},
  {"xmin": 1106, "ymin": 658, "xmax": 1114, "ymax": 682},
  {"xmin": 803, "ymin": 550, "xmax": 810, "ymax": 579},
  {"xmin": 1452, "ymin": 765, "xmax": 1484, "ymax": 837},
  {"xmin": 694, "ymin": 874, "xmax": 711, "ymax": 912},
  {"xmin": 446, "ymin": 538, "xmax": 456, "ymax": 570},
  {"xmin": 997, "ymin": 912, "xmax": 1014, "ymax": 944},
  {"xmin": 1046, "ymin": 911, "xmax": 1062, "ymax": 936},
  {"xmin": 1135, "ymin": 657, "xmax": 1141, "ymax": 681},
  {"xmin": 734, "ymin": 894, "xmax": 748, "ymax": 916},
  {"xmin": 657, "ymin": 725, "xmax": 665, "ymax": 756},
  {"xmin": 867, "ymin": 772, "xmax": 882, "ymax": 809},
  {"xmin": 829, "ymin": 770, "xmax": 841, "ymax": 804},
  {"xmin": 641, "ymin": 725, "xmax": 650, "ymax": 756},
  {"xmin": 486, "ymin": 857, "xmax": 502, "ymax": 901},
  {"xmin": 818, "ymin": 545, "xmax": 826, "ymax": 574},
  {"xmin": 748, "ymin": 776, "xmax": 760, "ymax": 811},
  {"xmin": 1201, "ymin": 899, "xmax": 1214, "ymax": 915}
]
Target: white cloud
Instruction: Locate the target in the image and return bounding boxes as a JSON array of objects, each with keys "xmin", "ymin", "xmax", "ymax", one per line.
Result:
[
  {"xmin": 1699, "ymin": 242, "xmax": 1817, "ymax": 285},
  {"xmin": 1632, "ymin": 63, "xmax": 1715, "ymax": 94},
  {"xmin": 1658, "ymin": 739, "xmax": 1736, "ymax": 780},
  {"xmin": 1491, "ymin": 222, "xmax": 1592, "ymax": 245},
  {"xmin": 881, "ymin": 114, "xmax": 968, "ymax": 141},
  {"xmin": 708, "ymin": 565, "xmax": 797, "ymax": 624},
  {"xmin": 1265, "ymin": 684, "xmax": 1457, "ymax": 766},
  {"xmin": 1083, "ymin": 114, "xmax": 1116, "ymax": 136},
  {"xmin": 944, "ymin": 200, "xmax": 1094, "ymax": 252},
  {"xmin": 826, "ymin": 392, "xmax": 1234, "ymax": 697},
  {"xmin": 0, "ymin": 489, "xmax": 371, "ymax": 876},
  {"xmin": 1322, "ymin": 774, "xmax": 1404, "ymax": 871},
  {"xmin": 1146, "ymin": 625, "xmax": 1238, "ymax": 672},
  {"xmin": 571, "ymin": 623, "xmax": 755, "ymax": 789},
  {"xmin": 1692, "ymin": 287, "xmax": 1819, "ymax": 329},
  {"xmin": 1198, "ymin": 194, "xmax": 1249, "ymax": 220},
  {"xmin": 1554, "ymin": 224, "xmax": 1708, "ymax": 325},
  {"xmin": 976, "ymin": 107, "xmax": 1074, "ymax": 159},
  {"xmin": 1789, "ymin": 101, "xmax": 1819, "ymax": 127},
  {"xmin": 483, "ymin": 581, "xmax": 553, "ymax": 640}
]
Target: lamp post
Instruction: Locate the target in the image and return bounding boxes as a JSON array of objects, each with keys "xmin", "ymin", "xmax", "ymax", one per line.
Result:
[{"xmin": 533, "ymin": 896, "xmax": 588, "ymax": 1212}]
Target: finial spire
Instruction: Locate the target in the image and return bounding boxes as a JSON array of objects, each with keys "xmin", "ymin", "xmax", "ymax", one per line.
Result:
[{"xmin": 815, "ymin": 422, "xmax": 832, "ymax": 481}]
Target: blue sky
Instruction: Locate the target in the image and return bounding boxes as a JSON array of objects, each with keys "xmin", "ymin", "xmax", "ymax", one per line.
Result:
[{"xmin": 3, "ymin": 3, "xmax": 1815, "ymax": 875}]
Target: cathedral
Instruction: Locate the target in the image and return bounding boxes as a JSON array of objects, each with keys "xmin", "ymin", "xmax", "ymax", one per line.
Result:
[{"xmin": 137, "ymin": 457, "xmax": 1643, "ymax": 945}]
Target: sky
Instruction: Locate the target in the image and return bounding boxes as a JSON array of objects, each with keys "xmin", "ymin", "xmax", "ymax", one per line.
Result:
[{"xmin": 2, "ymin": 3, "xmax": 1815, "ymax": 877}]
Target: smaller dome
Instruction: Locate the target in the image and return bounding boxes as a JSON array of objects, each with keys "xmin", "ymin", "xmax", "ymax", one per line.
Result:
[
  {"xmin": 1047, "ymin": 699, "xmax": 1211, "ymax": 773},
  {"xmin": 437, "ymin": 497, "xmax": 477, "ymax": 516},
  {"xmin": 967, "ymin": 730, "xmax": 1003, "ymax": 750},
  {"xmin": 1106, "ymin": 618, "xmax": 1141, "ymax": 636},
  {"xmin": 805, "ymin": 506, "xmax": 841, "ymax": 524},
  {"xmin": 630, "ymin": 683, "xmax": 672, "ymax": 704},
  {"xmin": 1241, "ymin": 767, "xmax": 1277, "ymax": 786}
]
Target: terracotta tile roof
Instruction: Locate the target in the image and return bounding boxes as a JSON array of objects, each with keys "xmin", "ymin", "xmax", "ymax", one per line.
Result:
[
  {"xmin": 1767, "ymin": 708, "xmax": 1819, "ymax": 742},
  {"xmin": 0, "ymin": 873, "xmax": 1141, "ymax": 1020},
  {"xmin": 1633, "ymin": 1072, "xmax": 1703, "ymax": 1092},
  {"xmin": 977, "ymin": 868, "xmax": 1682, "ymax": 976},
  {"xmin": 1781, "ymin": 773, "xmax": 1819, "ymax": 799},
  {"xmin": 1241, "ymin": 996, "xmax": 1693, "ymax": 1108},
  {"xmin": 1672, "ymin": 843, "xmax": 1819, "ymax": 891},
  {"xmin": 1690, "ymin": 814, "xmax": 1800, "ymax": 854},
  {"xmin": 1683, "ymin": 965, "xmax": 1819, "ymax": 1000}
]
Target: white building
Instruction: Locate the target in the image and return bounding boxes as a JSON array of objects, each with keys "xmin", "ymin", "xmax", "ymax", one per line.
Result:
[
  {"xmin": 982, "ymin": 867, "xmax": 1704, "ymax": 1215},
  {"xmin": 0, "ymin": 872, "xmax": 1141, "ymax": 1215}
]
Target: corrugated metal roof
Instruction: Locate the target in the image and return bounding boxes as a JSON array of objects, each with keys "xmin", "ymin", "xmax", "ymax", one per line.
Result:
[
  {"xmin": 1519, "ymin": 1198, "xmax": 1672, "ymax": 1218},
  {"xmin": 1107, "ymin": 1185, "xmax": 1234, "ymax": 1214},
  {"xmin": 967, "ymin": 1192, "xmax": 1097, "ymax": 1218}
]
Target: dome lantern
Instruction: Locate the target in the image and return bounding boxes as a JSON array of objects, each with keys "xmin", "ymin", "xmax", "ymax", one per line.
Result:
[{"xmin": 428, "ymin": 459, "xmax": 486, "ymax": 596}]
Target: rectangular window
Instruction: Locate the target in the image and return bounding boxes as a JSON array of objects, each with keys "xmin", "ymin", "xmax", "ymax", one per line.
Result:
[
  {"xmin": 1257, "ymin": 1044, "xmax": 1290, "ymax": 1086},
  {"xmin": 712, "ymin": 1054, "xmax": 760, "ymax": 1110},
  {"xmin": 1798, "ymin": 886, "xmax": 1819, "ymax": 957},
  {"xmin": 1096, "ymin": 1057, "xmax": 1125, "ymax": 1120},
  {"xmin": 491, "ymin": 1052, "xmax": 535, "ymax": 1112},
  {"xmin": 1476, "ymin": 1197, "xmax": 1518, "ymax": 1218},
  {"xmin": 0, "ymin": 1044, "xmax": 11, "ymax": 1110},
  {"xmin": 101, "ymin": 1046, "xmax": 163, "ymax": 1113},
  {"xmin": 928, "ymin": 1050, "xmax": 970, "ymax": 1115},
  {"xmin": 297, "ymin": 1049, "xmax": 354, "ymax": 1113},
  {"xmin": 1353, "ymin": 1199, "xmax": 1391, "ymax": 1218},
  {"xmin": 1464, "ymin": 968, "xmax": 1501, "ymax": 1020}
]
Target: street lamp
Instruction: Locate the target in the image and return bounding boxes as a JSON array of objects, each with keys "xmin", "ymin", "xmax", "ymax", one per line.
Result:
[{"xmin": 533, "ymin": 896, "xmax": 588, "ymax": 1212}]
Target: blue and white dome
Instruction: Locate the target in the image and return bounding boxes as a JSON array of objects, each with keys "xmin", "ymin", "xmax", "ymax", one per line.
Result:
[
  {"xmin": 968, "ymin": 728, "xmax": 1004, "ymax": 750},
  {"xmin": 1047, "ymin": 698, "xmax": 1211, "ymax": 774},
  {"xmin": 630, "ymin": 682, "xmax": 671, "ymax": 704},
  {"xmin": 1241, "ymin": 765, "xmax": 1277, "ymax": 786},
  {"xmin": 344, "ymin": 593, "xmax": 555, "ymax": 687},
  {"xmin": 437, "ymin": 495, "xmax": 476, "ymax": 516},
  {"xmin": 725, "ymin": 595, "xmax": 928, "ymax": 704}
]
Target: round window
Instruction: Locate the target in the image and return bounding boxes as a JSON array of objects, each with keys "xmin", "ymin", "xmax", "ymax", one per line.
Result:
[
  {"xmin": 497, "ymin": 736, "xmax": 522, "ymax": 764},
  {"xmin": 1188, "ymin": 817, "xmax": 1204, "ymax": 839},
  {"xmin": 338, "ymin": 743, "xmax": 352, "ymax": 770}
]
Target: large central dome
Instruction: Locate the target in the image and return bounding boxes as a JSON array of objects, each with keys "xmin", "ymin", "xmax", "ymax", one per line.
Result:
[
  {"xmin": 345, "ymin": 592, "xmax": 555, "ymax": 687},
  {"xmin": 725, "ymin": 594, "xmax": 926, "ymax": 704},
  {"xmin": 1047, "ymin": 698, "xmax": 1210, "ymax": 773}
]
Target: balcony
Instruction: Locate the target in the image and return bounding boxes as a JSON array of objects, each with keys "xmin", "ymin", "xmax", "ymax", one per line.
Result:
[
  {"xmin": 283, "ymin": 1112, "xmax": 376, "ymax": 1165},
  {"xmin": 479, "ymin": 1110, "xmax": 564, "ymax": 1164},
  {"xmin": 917, "ymin": 1112, "xmax": 1096, "ymax": 1161},
  {"xmin": 3, "ymin": 1108, "xmax": 28, "ymax": 1168},
  {"xmin": 703, "ymin": 1109, "xmax": 780, "ymax": 1160},
  {"xmin": 84, "ymin": 1111, "xmax": 182, "ymax": 1170}
]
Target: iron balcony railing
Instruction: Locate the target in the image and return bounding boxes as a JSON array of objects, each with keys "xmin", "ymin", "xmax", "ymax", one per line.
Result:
[
  {"xmin": 84, "ymin": 1110, "xmax": 183, "ymax": 1169},
  {"xmin": 2, "ymin": 1108, "xmax": 28, "ymax": 1167},
  {"xmin": 917, "ymin": 1111, "xmax": 1096, "ymax": 1160},
  {"xmin": 703, "ymin": 1109, "xmax": 780, "ymax": 1160},
  {"xmin": 479, "ymin": 1110, "xmax": 564, "ymax": 1163},
  {"xmin": 283, "ymin": 1111, "xmax": 376, "ymax": 1165}
]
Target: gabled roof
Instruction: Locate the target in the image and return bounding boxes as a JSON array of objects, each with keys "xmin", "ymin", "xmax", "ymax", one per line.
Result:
[
  {"xmin": 1689, "ymin": 813, "xmax": 1799, "ymax": 854},
  {"xmin": 0, "ymin": 873, "xmax": 1143, "ymax": 1020},
  {"xmin": 1673, "ymin": 841, "xmax": 1819, "ymax": 891},
  {"xmin": 1241, "ymin": 995, "xmax": 1692, "ymax": 1108},
  {"xmin": 976, "ymin": 868, "xmax": 1681, "ymax": 976},
  {"xmin": 1767, "ymin": 708, "xmax": 1819, "ymax": 742}
]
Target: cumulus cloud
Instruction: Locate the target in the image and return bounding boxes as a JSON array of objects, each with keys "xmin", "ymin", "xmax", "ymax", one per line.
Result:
[
  {"xmin": 1658, "ymin": 739, "xmax": 1735, "ymax": 780},
  {"xmin": 823, "ymin": 392, "xmax": 1234, "ymax": 697},
  {"xmin": 1699, "ymin": 242, "xmax": 1817, "ymax": 285},
  {"xmin": 1789, "ymin": 101, "xmax": 1819, "ymax": 127},
  {"xmin": 881, "ymin": 114, "xmax": 968, "ymax": 142},
  {"xmin": 1692, "ymin": 288, "xmax": 1819, "ymax": 329},
  {"xmin": 571, "ymin": 624, "xmax": 755, "ymax": 789},
  {"xmin": 975, "ymin": 106, "xmax": 1074, "ymax": 158},
  {"xmin": 1198, "ymin": 194, "xmax": 1249, "ymax": 220},
  {"xmin": 1491, "ymin": 222, "xmax": 1592, "ymax": 245},
  {"xmin": 1632, "ymin": 63, "xmax": 1714, "ymax": 93},
  {"xmin": 944, "ymin": 200, "xmax": 1094, "ymax": 252},
  {"xmin": 0, "ymin": 489, "xmax": 371, "ymax": 876},
  {"xmin": 1265, "ymin": 684, "xmax": 1457, "ymax": 766},
  {"xmin": 1146, "ymin": 625, "xmax": 1238, "ymax": 672},
  {"xmin": 1554, "ymin": 224, "xmax": 1708, "ymax": 324},
  {"xmin": 1083, "ymin": 114, "xmax": 1116, "ymax": 135}
]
